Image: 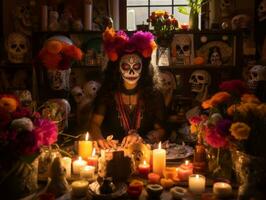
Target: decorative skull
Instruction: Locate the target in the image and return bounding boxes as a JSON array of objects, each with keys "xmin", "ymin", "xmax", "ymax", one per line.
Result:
[
  {"xmin": 5, "ymin": 32, "xmax": 28, "ymax": 63},
  {"xmin": 248, "ymin": 65, "xmax": 266, "ymax": 90},
  {"xmin": 220, "ymin": 0, "xmax": 233, "ymax": 18},
  {"xmin": 258, "ymin": 0, "xmax": 266, "ymax": 22},
  {"xmin": 119, "ymin": 54, "xmax": 142, "ymax": 85},
  {"xmin": 231, "ymin": 14, "xmax": 251, "ymax": 30},
  {"xmin": 171, "ymin": 34, "xmax": 192, "ymax": 65},
  {"xmin": 14, "ymin": 90, "xmax": 32, "ymax": 107},
  {"xmin": 13, "ymin": 4, "xmax": 32, "ymax": 36},
  {"xmin": 159, "ymin": 71, "xmax": 176, "ymax": 95},
  {"xmin": 47, "ymin": 69, "xmax": 71, "ymax": 91},
  {"xmin": 71, "ymin": 86, "xmax": 84, "ymax": 104},
  {"xmin": 83, "ymin": 81, "xmax": 101, "ymax": 101},
  {"xmin": 189, "ymin": 70, "xmax": 211, "ymax": 102}
]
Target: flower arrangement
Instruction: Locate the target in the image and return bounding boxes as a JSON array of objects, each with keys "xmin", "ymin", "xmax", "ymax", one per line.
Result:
[
  {"xmin": 188, "ymin": 80, "xmax": 266, "ymax": 178},
  {"xmin": 147, "ymin": 10, "xmax": 178, "ymax": 46},
  {"xmin": 0, "ymin": 94, "xmax": 58, "ymax": 165}
]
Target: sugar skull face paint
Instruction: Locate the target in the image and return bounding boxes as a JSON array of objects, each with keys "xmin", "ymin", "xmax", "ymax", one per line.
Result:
[{"xmin": 119, "ymin": 54, "xmax": 142, "ymax": 86}]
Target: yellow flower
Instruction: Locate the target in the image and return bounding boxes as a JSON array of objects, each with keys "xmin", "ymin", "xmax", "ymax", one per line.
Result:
[
  {"xmin": 230, "ymin": 122, "xmax": 251, "ymax": 140},
  {"xmin": 155, "ymin": 10, "xmax": 166, "ymax": 17},
  {"xmin": 236, "ymin": 102, "xmax": 259, "ymax": 117},
  {"xmin": 190, "ymin": 124, "xmax": 197, "ymax": 134},
  {"xmin": 0, "ymin": 96, "xmax": 19, "ymax": 112},
  {"xmin": 241, "ymin": 94, "xmax": 261, "ymax": 104}
]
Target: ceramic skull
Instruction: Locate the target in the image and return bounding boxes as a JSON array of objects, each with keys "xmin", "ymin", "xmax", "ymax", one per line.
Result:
[
  {"xmin": 13, "ymin": 4, "xmax": 32, "ymax": 36},
  {"xmin": 71, "ymin": 86, "xmax": 84, "ymax": 104},
  {"xmin": 172, "ymin": 34, "xmax": 191, "ymax": 65},
  {"xmin": 248, "ymin": 65, "xmax": 266, "ymax": 90},
  {"xmin": 83, "ymin": 81, "xmax": 101, "ymax": 100},
  {"xmin": 258, "ymin": 0, "xmax": 266, "ymax": 22},
  {"xmin": 5, "ymin": 32, "xmax": 28, "ymax": 63},
  {"xmin": 231, "ymin": 14, "xmax": 251, "ymax": 30},
  {"xmin": 189, "ymin": 70, "xmax": 211, "ymax": 94}
]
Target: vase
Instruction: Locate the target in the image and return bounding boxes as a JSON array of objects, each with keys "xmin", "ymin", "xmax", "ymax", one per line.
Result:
[
  {"xmin": 189, "ymin": 9, "xmax": 199, "ymax": 30},
  {"xmin": 231, "ymin": 149, "xmax": 266, "ymax": 199},
  {"xmin": 0, "ymin": 158, "xmax": 39, "ymax": 199}
]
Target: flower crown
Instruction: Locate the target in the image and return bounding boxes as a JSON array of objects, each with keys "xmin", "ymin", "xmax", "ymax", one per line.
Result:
[{"xmin": 103, "ymin": 27, "xmax": 157, "ymax": 61}]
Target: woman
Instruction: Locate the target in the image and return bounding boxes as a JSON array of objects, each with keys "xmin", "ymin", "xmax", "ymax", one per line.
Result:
[{"xmin": 89, "ymin": 28, "xmax": 166, "ymax": 148}]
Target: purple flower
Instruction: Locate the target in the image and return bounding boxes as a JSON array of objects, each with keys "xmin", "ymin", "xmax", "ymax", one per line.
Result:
[{"xmin": 34, "ymin": 119, "xmax": 58, "ymax": 146}]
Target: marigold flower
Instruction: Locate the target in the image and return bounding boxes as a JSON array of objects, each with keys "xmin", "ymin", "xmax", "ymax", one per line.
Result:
[
  {"xmin": 256, "ymin": 103, "xmax": 266, "ymax": 118},
  {"xmin": 202, "ymin": 99, "xmax": 212, "ymax": 109},
  {"xmin": 230, "ymin": 122, "xmax": 251, "ymax": 140},
  {"xmin": 227, "ymin": 104, "xmax": 238, "ymax": 116},
  {"xmin": 241, "ymin": 94, "xmax": 261, "ymax": 104},
  {"xmin": 210, "ymin": 92, "xmax": 231, "ymax": 106},
  {"xmin": 236, "ymin": 103, "xmax": 258, "ymax": 117},
  {"xmin": 0, "ymin": 95, "xmax": 19, "ymax": 113}
]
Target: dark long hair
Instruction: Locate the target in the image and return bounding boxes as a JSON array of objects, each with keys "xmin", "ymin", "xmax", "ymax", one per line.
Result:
[{"xmin": 95, "ymin": 52, "xmax": 162, "ymax": 105}]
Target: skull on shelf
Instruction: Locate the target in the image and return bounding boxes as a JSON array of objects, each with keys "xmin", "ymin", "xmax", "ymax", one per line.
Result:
[
  {"xmin": 83, "ymin": 81, "xmax": 101, "ymax": 102},
  {"xmin": 231, "ymin": 14, "xmax": 251, "ymax": 30},
  {"xmin": 189, "ymin": 70, "xmax": 211, "ymax": 102},
  {"xmin": 258, "ymin": 0, "xmax": 266, "ymax": 22},
  {"xmin": 71, "ymin": 86, "xmax": 84, "ymax": 104},
  {"xmin": 171, "ymin": 34, "xmax": 192, "ymax": 65},
  {"xmin": 220, "ymin": 0, "xmax": 234, "ymax": 18},
  {"xmin": 248, "ymin": 65, "xmax": 266, "ymax": 91},
  {"xmin": 13, "ymin": 4, "xmax": 32, "ymax": 36},
  {"xmin": 14, "ymin": 90, "xmax": 32, "ymax": 108},
  {"xmin": 5, "ymin": 32, "xmax": 28, "ymax": 63}
]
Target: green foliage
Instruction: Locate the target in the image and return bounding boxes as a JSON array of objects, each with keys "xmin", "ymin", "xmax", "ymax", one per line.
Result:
[{"xmin": 177, "ymin": 0, "xmax": 205, "ymax": 15}]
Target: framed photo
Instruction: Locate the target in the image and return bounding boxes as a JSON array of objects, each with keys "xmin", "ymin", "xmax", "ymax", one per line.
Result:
[
  {"xmin": 171, "ymin": 33, "xmax": 195, "ymax": 65},
  {"xmin": 194, "ymin": 33, "xmax": 236, "ymax": 66}
]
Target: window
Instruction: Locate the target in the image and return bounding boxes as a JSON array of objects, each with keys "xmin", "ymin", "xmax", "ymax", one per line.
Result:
[{"xmin": 126, "ymin": 0, "xmax": 191, "ymax": 30}]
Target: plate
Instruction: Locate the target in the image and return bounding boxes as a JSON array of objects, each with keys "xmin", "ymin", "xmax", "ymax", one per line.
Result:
[
  {"xmin": 88, "ymin": 181, "xmax": 127, "ymax": 200},
  {"xmin": 166, "ymin": 144, "xmax": 194, "ymax": 160}
]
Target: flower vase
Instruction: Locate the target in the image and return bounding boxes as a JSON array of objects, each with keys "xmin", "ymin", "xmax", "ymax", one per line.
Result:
[
  {"xmin": 189, "ymin": 9, "xmax": 199, "ymax": 30},
  {"xmin": 231, "ymin": 149, "xmax": 266, "ymax": 199},
  {"xmin": 0, "ymin": 158, "xmax": 39, "ymax": 199},
  {"xmin": 193, "ymin": 135, "xmax": 207, "ymax": 174}
]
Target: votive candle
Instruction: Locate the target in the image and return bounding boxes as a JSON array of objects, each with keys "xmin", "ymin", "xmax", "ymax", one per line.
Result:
[
  {"xmin": 213, "ymin": 182, "xmax": 232, "ymax": 198},
  {"xmin": 178, "ymin": 160, "xmax": 193, "ymax": 181},
  {"xmin": 71, "ymin": 180, "xmax": 89, "ymax": 197},
  {"xmin": 78, "ymin": 132, "xmax": 92, "ymax": 159},
  {"xmin": 148, "ymin": 173, "xmax": 161, "ymax": 184},
  {"xmin": 80, "ymin": 165, "xmax": 95, "ymax": 179},
  {"xmin": 62, "ymin": 156, "xmax": 72, "ymax": 178},
  {"xmin": 73, "ymin": 157, "xmax": 87, "ymax": 175},
  {"xmin": 188, "ymin": 174, "xmax": 206, "ymax": 194},
  {"xmin": 138, "ymin": 160, "xmax": 150, "ymax": 176},
  {"xmin": 87, "ymin": 148, "xmax": 98, "ymax": 168}
]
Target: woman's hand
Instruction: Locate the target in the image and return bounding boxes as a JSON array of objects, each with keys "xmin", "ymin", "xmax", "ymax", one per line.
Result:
[
  {"xmin": 121, "ymin": 129, "xmax": 142, "ymax": 148},
  {"xmin": 93, "ymin": 138, "xmax": 117, "ymax": 150}
]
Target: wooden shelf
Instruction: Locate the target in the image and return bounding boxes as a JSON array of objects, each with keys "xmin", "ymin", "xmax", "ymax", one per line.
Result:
[
  {"xmin": 159, "ymin": 64, "xmax": 237, "ymax": 70},
  {"xmin": 0, "ymin": 62, "xmax": 33, "ymax": 69}
]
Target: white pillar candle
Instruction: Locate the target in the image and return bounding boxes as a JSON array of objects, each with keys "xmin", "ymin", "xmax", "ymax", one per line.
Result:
[
  {"xmin": 188, "ymin": 174, "xmax": 206, "ymax": 194},
  {"xmin": 41, "ymin": 5, "xmax": 48, "ymax": 31},
  {"xmin": 80, "ymin": 165, "xmax": 95, "ymax": 179},
  {"xmin": 78, "ymin": 132, "xmax": 93, "ymax": 159},
  {"xmin": 73, "ymin": 157, "xmax": 87, "ymax": 175},
  {"xmin": 213, "ymin": 182, "xmax": 232, "ymax": 198},
  {"xmin": 71, "ymin": 180, "xmax": 89, "ymax": 197},
  {"xmin": 62, "ymin": 157, "xmax": 72, "ymax": 178},
  {"xmin": 127, "ymin": 9, "xmax": 136, "ymax": 31},
  {"xmin": 152, "ymin": 142, "xmax": 166, "ymax": 176},
  {"xmin": 84, "ymin": 1, "xmax": 93, "ymax": 31}
]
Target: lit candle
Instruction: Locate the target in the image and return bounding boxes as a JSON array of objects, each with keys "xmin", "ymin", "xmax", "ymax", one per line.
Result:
[
  {"xmin": 188, "ymin": 174, "xmax": 206, "ymax": 194},
  {"xmin": 163, "ymin": 167, "xmax": 177, "ymax": 179},
  {"xmin": 148, "ymin": 173, "xmax": 161, "ymax": 184},
  {"xmin": 87, "ymin": 148, "xmax": 98, "ymax": 168},
  {"xmin": 180, "ymin": 23, "xmax": 189, "ymax": 30},
  {"xmin": 152, "ymin": 142, "xmax": 166, "ymax": 176},
  {"xmin": 80, "ymin": 165, "xmax": 95, "ymax": 180},
  {"xmin": 73, "ymin": 157, "xmax": 87, "ymax": 175},
  {"xmin": 71, "ymin": 180, "xmax": 89, "ymax": 197},
  {"xmin": 78, "ymin": 132, "xmax": 93, "ymax": 159},
  {"xmin": 138, "ymin": 160, "xmax": 150, "ymax": 176},
  {"xmin": 178, "ymin": 160, "xmax": 193, "ymax": 181},
  {"xmin": 62, "ymin": 157, "xmax": 72, "ymax": 178},
  {"xmin": 213, "ymin": 182, "xmax": 232, "ymax": 198}
]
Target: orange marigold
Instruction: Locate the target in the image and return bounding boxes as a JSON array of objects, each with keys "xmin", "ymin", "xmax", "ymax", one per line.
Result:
[
  {"xmin": 241, "ymin": 94, "xmax": 261, "ymax": 104},
  {"xmin": 0, "ymin": 96, "xmax": 19, "ymax": 112},
  {"xmin": 210, "ymin": 92, "xmax": 231, "ymax": 106},
  {"xmin": 230, "ymin": 122, "xmax": 251, "ymax": 140}
]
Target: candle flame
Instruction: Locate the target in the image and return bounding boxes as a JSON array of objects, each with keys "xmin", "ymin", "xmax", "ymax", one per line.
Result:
[
  {"xmin": 143, "ymin": 160, "xmax": 147, "ymax": 165},
  {"xmin": 85, "ymin": 132, "xmax": 89, "ymax": 141},
  {"xmin": 158, "ymin": 142, "xmax": 161, "ymax": 149},
  {"xmin": 185, "ymin": 160, "xmax": 189, "ymax": 165},
  {"xmin": 196, "ymin": 174, "xmax": 199, "ymax": 178},
  {"xmin": 92, "ymin": 148, "xmax": 96, "ymax": 156},
  {"xmin": 78, "ymin": 156, "xmax": 82, "ymax": 161}
]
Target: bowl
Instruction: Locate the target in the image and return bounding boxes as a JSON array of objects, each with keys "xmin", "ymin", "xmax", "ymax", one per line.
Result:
[
  {"xmin": 146, "ymin": 184, "xmax": 163, "ymax": 198},
  {"xmin": 170, "ymin": 186, "xmax": 188, "ymax": 200}
]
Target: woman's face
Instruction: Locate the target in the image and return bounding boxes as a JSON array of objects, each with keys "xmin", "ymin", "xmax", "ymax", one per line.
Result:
[{"xmin": 119, "ymin": 54, "xmax": 142, "ymax": 86}]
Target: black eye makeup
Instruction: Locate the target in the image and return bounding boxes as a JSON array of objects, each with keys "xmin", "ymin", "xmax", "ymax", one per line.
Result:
[
  {"xmin": 121, "ymin": 63, "xmax": 130, "ymax": 70},
  {"xmin": 133, "ymin": 63, "xmax": 141, "ymax": 70}
]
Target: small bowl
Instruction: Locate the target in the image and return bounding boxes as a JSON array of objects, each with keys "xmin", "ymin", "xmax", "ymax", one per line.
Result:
[
  {"xmin": 146, "ymin": 184, "xmax": 163, "ymax": 198},
  {"xmin": 170, "ymin": 186, "xmax": 188, "ymax": 200}
]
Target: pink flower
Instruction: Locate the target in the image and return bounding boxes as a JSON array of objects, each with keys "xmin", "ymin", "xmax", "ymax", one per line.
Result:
[
  {"xmin": 34, "ymin": 119, "xmax": 58, "ymax": 146},
  {"xmin": 205, "ymin": 126, "xmax": 228, "ymax": 148}
]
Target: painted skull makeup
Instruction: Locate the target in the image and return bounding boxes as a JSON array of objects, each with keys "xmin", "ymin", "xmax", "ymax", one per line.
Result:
[{"xmin": 119, "ymin": 54, "xmax": 142, "ymax": 85}]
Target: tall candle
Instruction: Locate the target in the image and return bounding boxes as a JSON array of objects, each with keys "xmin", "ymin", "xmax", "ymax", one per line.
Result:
[
  {"xmin": 152, "ymin": 142, "xmax": 166, "ymax": 176},
  {"xmin": 87, "ymin": 148, "xmax": 98, "ymax": 168},
  {"xmin": 188, "ymin": 174, "xmax": 206, "ymax": 194},
  {"xmin": 62, "ymin": 157, "xmax": 72, "ymax": 178},
  {"xmin": 73, "ymin": 157, "xmax": 87, "ymax": 175},
  {"xmin": 80, "ymin": 165, "xmax": 95, "ymax": 179},
  {"xmin": 84, "ymin": 1, "xmax": 92, "ymax": 30},
  {"xmin": 78, "ymin": 132, "xmax": 92, "ymax": 159},
  {"xmin": 127, "ymin": 9, "xmax": 136, "ymax": 31},
  {"xmin": 213, "ymin": 182, "xmax": 232, "ymax": 198},
  {"xmin": 178, "ymin": 160, "xmax": 193, "ymax": 181}
]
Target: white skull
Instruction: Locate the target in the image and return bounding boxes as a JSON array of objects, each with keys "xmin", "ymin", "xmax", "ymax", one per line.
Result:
[
  {"xmin": 231, "ymin": 14, "xmax": 251, "ymax": 30},
  {"xmin": 248, "ymin": 65, "xmax": 266, "ymax": 90},
  {"xmin": 172, "ymin": 35, "xmax": 191, "ymax": 64},
  {"xmin": 71, "ymin": 86, "xmax": 84, "ymax": 104},
  {"xmin": 258, "ymin": 0, "xmax": 266, "ymax": 22},
  {"xmin": 119, "ymin": 54, "xmax": 142, "ymax": 86},
  {"xmin": 83, "ymin": 81, "xmax": 101, "ymax": 99},
  {"xmin": 14, "ymin": 90, "xmax": 32, "ymax": 107},
  {"xmin": 5, "ymin": 32, "xmax": 28, "ymax": 63},
  {"xmin": 189, "ymin": 70, "xmax": 211, "ymax": 93},
  {"xmin": 47, "ymin": 69, "xmax": 71, "ymax": 91}
]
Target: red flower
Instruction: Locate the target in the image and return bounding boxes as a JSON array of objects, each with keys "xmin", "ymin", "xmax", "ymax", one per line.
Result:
[{"xmin": 219, "ymin": 80, "xmax": 248, "ymax": 97}]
